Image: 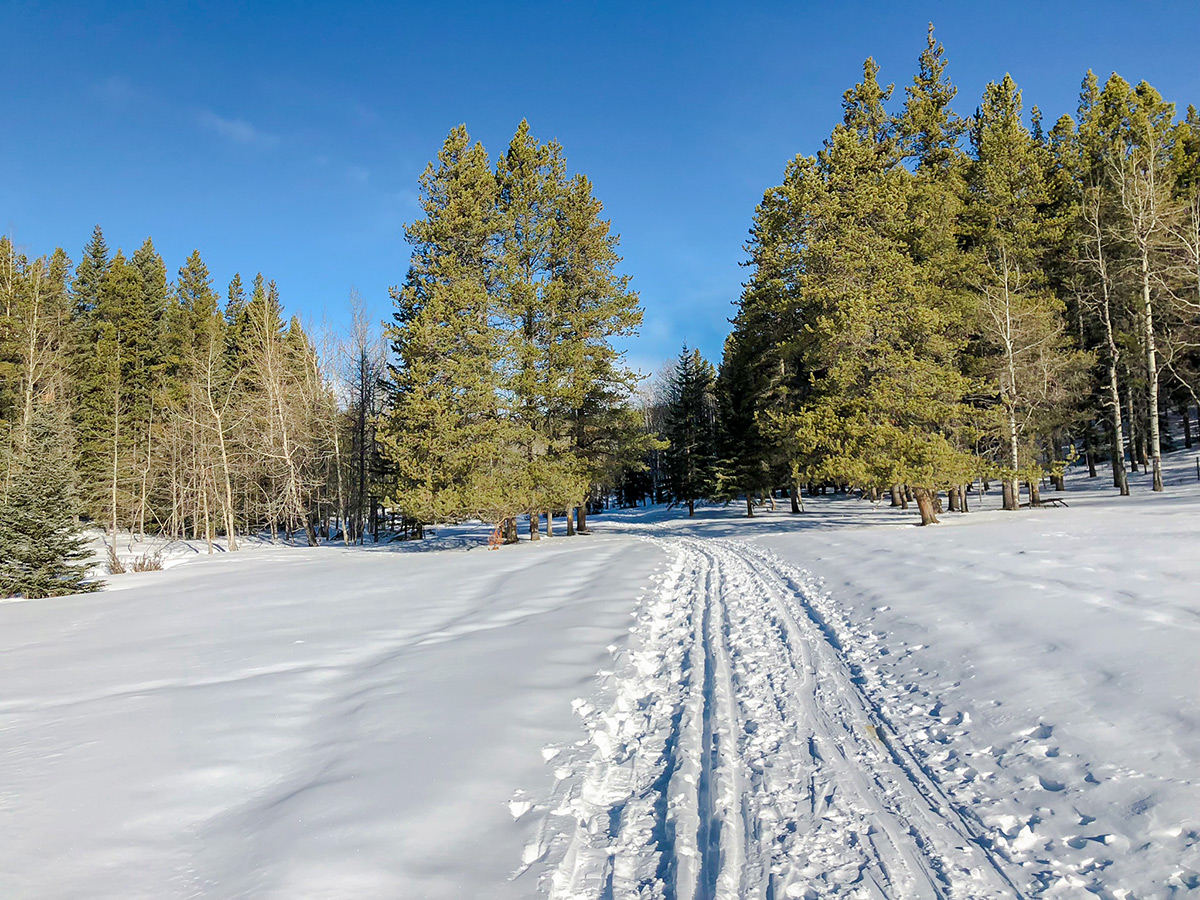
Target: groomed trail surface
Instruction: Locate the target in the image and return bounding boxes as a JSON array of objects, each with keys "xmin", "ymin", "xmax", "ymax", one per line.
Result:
[
  {"xmin": 529, "ymin": 508, "xmax": 1200, "ymax": 899},
  {"xmin": 534, "ymin": 536, "xmax": 1022, "ymax": 900}
]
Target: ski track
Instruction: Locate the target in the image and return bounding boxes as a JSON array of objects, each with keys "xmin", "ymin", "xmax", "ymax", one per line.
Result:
[{"xmin": 527, "ymin": 535, "xmax": 1027, "ymax": 900}]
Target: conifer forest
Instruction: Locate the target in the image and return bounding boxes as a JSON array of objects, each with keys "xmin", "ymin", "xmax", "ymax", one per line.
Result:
[
  {"xmin": 3, "ymin": 18, "xmax": 1200, "ymax": 898},
  {"xmin": 6, "ymin": 31, "xmax": 1200, "ymax": 590}
]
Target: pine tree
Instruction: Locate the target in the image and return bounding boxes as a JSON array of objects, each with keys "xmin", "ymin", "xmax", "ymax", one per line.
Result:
[
  {"xmin": 0, "ymin": 399, "xmax": 99, "ymax": 598},
  {"xmin": 716, "ymin": 182, "xmax": 803, "ymax": 516},
  {"xmin": 495, "ymin": 121, "xmax": 568, "ymax": 534},
  {"xmin": 774, "ymin": 59, "xmax": 976, "ymax": 524},
  {"xmin": 379, "ymin": 125, "xmax": 520, "ymax": 529},
  {"xmin": 1072, "ymin": 71, "xmax": 1132, "ymax": 493},
  {"xmin": 663, "ymin": 346, "xmax": 717, "ymax": 516},
  {"xmin": 547, "ymin": 170, "xmax": 651, "ymax": 533}
]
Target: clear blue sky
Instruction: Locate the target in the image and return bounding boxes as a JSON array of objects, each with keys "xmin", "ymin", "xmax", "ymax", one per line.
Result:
[{"xmin": 3, "ymin": 1, "xmax": 1199, "ymax": 375}]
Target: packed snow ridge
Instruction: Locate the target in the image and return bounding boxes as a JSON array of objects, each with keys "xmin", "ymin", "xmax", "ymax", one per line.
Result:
[
  {"xmin": 536, "ymin": 537, "xmax": 1082, "ymax": 898},
  {"xmin": 2, "ymin": 453, "xmax": 1199, "ymax": 898}
]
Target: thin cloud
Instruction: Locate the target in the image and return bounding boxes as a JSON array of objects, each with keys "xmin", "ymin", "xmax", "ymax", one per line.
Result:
[
  {"xmin": 349, "ymin": 100, "xmax": 381, "ymax": 126},
  {"xmin": 196, "ymin": 110, "xmax": 279, "ymax": 148},
  {"xmin": 92, "ymin": 75, "xmax": 143, "ymax": 107}
]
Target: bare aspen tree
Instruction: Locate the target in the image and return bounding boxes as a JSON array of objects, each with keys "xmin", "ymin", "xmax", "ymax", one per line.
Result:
[
  {"xmin": 1081, "ymin": 186, "xmax": 1131, "ymax": 494},
  {"xmin": 1111, "ymin": 80, "xmax": 1179, "ymax": 492}
]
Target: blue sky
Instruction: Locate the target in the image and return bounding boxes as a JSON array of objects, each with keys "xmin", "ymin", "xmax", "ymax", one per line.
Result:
[{"xmin": 3, "ymin": 1, "xmax": 1199, "ymax": 376}]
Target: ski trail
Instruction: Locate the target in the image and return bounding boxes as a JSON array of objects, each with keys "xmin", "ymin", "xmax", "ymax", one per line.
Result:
[{"xmin": 532, "ymin": 535, "xmax": 1023, "ymax": 900}]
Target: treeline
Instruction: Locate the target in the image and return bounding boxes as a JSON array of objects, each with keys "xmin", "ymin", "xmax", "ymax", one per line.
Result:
[
  {"xmin": 635, "ymin": 27, "xmax": 1200, "ymax": 525},
  {"xmin": 0, "ymin": 229, "xmax": 369, "ymax": 565},
  {"xmin": 0, "ymin": 119, "xmax": 651, "ymax": 595}
]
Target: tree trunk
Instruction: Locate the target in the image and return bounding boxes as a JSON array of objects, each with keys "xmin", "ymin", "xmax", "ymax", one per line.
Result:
[
  {"xmin": 745, "ymin": 495, "xmax": 754, "ymax": 518},
  {"xmin": 576, "ymin": 505, "xmax": 589, "ymax": 534},
  {"xmin": 889, "ymin": 484, "xmax": 902, "ymax": 507},
  {"xmin": 790, "ymin": 485, "xmax": 801, "ymax": 514},
  {"xmin": 687, "ymin": 498, "xmax": 694, "ymax": 517},
  {"xmin": 1028, "ymin": 480, "xmax": 1041, "ymax": 507},
  {"xmin": 1004, "ymin": 403, "xmax": 1020, "ymax": 511},
  {"xmin": 110, "ymin": 371, "xmax": 120, "ymax": 541},
  {"xmin": 1093, "ymin": 198, "xmax": 1129, "ymax": 494},
  {"xmin": 1141, "ymin": 251, "xmax": 1164, "ymax": 491},
  {"xmin": 529, "ymin": 511, "xmax": 540, "ymax": 540},
  {"xmin": 913, "ymin": 487, "xmax": 939, "ymax": 526},
  {"xmin": 566, "ymin": 507, "xmax": 576, "ymax": 536},
  {"xmin": 1001, "ymin": 481, "xmax": 1016, "ymax": 511},
  {"xmin": 202, "ymin": 483, "xmax": 213, "ymax": 554},
  {"xmin": 948, "ymin": 486, "xmax": 960, "ymax": 511},
  {"xmin": 1126, "ymin": 389, "xmax": 1139, "ymax": 472},
  {"xmin": 546, "ymin": 512, "xmax": 553, "ymax": 537},
  {"xmin": 1085, "ymin": 424, "xmax": 1098, "ymax": 478}
]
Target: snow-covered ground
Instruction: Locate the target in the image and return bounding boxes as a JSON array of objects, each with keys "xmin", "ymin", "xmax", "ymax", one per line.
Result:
[{"xmin": 2, "ymin": 452, "xmax": 1199, "ymax": 898}]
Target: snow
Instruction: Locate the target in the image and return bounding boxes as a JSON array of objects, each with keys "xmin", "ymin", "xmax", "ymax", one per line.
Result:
[
  {"xmin": 0, "ymin": 534, "xmax": 664, "ymax": 898},
  {"xmin": 2, "ymin": 452, "xmax": 1200, "ymax": 897}
]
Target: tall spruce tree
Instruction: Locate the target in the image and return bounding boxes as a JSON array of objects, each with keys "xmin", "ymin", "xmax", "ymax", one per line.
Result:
[
  {"xmin": 663, "ymin": 346, "xmax": 717, "ymax": 516},
  {"xmin": 72, "ymin": 225, "xmax": 109, "ymax": 321},
  {"xmin": 716, "ymin": 181, "xmax": 803, "ymax": 516}
]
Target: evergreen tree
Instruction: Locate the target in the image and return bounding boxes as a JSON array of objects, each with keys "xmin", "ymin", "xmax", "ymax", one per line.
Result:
[
  {"xmin": 495, "ymin": 120, "xmax": 569, "ymax": 534},
  {"xmin": 775, "ymin": 60, "xmax": 976, "ymax": 524},
  {"xmin": 379, "ymin": 126, "xmax": 520, "ymax": 528},
  {"xmin": 547, "ymin": 170, "xmax": 651, "ymax": 533},
  {"xmin": 964, "ymin": 74, "xmax": 1089, "ymax": 509},
  {"xmin": 72, "ymin": 225, "xmax": 109, "ymax": 320},
  {"xmin": 0, "ymin": 400, "xmax": 99, "ymax": 598},
  {"xmin": 716, "ymin": 182, "xmax": 803, "ymax": 516},
  {"xmin": 663, "ymin": 346, "xmax": 717, "ymax": 516}
]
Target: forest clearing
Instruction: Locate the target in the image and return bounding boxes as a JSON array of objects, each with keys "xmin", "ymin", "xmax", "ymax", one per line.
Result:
[
  {"xmin": 3, "ymin": 4, "xmax": 1200, "ymax": 898},
  {"xmin": 2, "ymin": 450, "xmax": 1196, "ymax": 898}
]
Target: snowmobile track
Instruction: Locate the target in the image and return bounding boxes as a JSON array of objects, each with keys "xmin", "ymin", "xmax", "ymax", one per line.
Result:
[{"xmin": 535, "ymin": 535, "xmax": 1025, "ymax": 900}]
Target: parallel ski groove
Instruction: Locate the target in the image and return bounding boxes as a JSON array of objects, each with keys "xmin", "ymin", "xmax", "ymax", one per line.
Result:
[{"xmin": 535, "ymin": 535, "xmax": 1026, "ymax": 899}]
